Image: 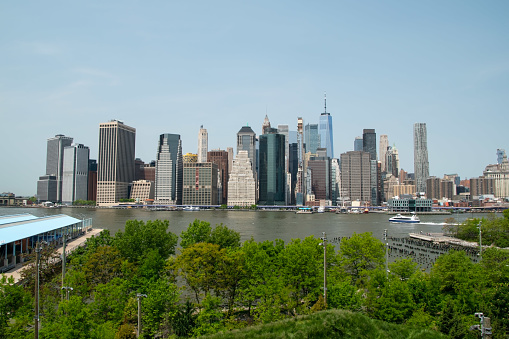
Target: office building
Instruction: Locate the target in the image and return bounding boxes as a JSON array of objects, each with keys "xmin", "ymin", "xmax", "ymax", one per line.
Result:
[
  {"xmin": 331, "ymin": 158, "xmax": 340, "ymax": 206},
  {"xmin": 208, "ymin": 150, "xmax": 229, "ymax": 204},
  {"xmin": 41, "ymin": 134, "xmax": 73, "ymax": 202},
  {"xmin": 88, "ymin": 160, "xmax": 97, "ymax": 202},
  {"xmin": 262, "ymin": 115, "xmax": 271, "ymax": 135},
  {"xmin": 227, "ymin": 147, "xmax": 234, "ymax": 174},
  {"xmin": 497, "ymin": 149, "xmax": 506, "ymax": 165},
  {"xmin": 183, "ymin": 153, "xmax": 198, "ymax": 163},
  {"xmin": 379, "ymin": 135, "xmax": 389, "ymax": 172},
  {"xmin": 97, "ymin": 121, "xmax": 136, "ymax": 205},
  {"xmin": 258, "ymin": 129, "xmax": 286, "ymax": 205},
  {"xmin": 155, "ymin": 133, "xmax": 183, "ymax": 205},
  {"xmin": 62, "ymin": 144, "xmax": 90, "ymax": 205},
  {"xmin": 237, "ymin": 125, "xmax": 257, "ymax": 180},
  {"xmin": 36, "ymin": 175, "xmax": 57, "ymax": 202},
  {"xmin": 182, "ymin": 162, "xmax": 218, "ymax": 205},
  {"xmin": 296, "ymin": 117, "xmax": 305, "ymax": 205},
  {"xmin": 197, "ymin": 126, "xmax": 208, "ymax": 163},
  {"xmin": 143, "ymin": 161, "xmax": 156, "ymax": 182},
  {"xmin": 305, "ymin": 123, "xmax": 320, "ymax": 154},
  {"xmin": 426, "ymin": 176, "xmax": 441, "ymax": 200},
  {"xmin": 362, "ymin": 129, "xmax": 377, "ymax": 161},
  {"xmin": 483, "ymin": 153, "xmax": 509, "ymax": 198},
  {"xmin": 130, "ymin": 180, "xmax": 155, "ymax": 203},
  {"xmin": 319, "ymin": 94, "xmax": 334, "ymax": 159},
  {"xmin": 307, "ymin": 153, "xmax": 331, "ymax": 202},
  {"xmin": 354, "ymin": 136, "xmax": 363, "ymax": 152},
  {"xmin": 414, "ymin": 123, "xmax": 429, "ymax": 194},
  {"xmin": 340, "ymin": 151, "xmax": 371, "ymax": 203},
  {"xmin": 227, "ymin": 150, "xmax": 256, "ymax": 206},
  {"xmin": 470, "ymin": 177, "xmax": 495, "ymax": 198}
]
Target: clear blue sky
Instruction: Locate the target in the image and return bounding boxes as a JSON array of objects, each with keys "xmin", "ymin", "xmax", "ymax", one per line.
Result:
[{"xmin": 1, "ymin": 1, "xmax": 508, "ymax": 196}]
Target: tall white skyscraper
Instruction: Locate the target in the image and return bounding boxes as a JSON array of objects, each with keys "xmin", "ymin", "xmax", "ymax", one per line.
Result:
[
  {"xmin": 62, "ymin": 144, "xmax": 89, "ymax": 204},
  {"xmin": 197, "ymin": 126, "xmax": 208, "ymax": 163},
  {"xmin": 97, "ymin": 120, "xmax": 136, "ymax": 205},
  {"xmin": 379, "ymin": 134, "xmax": 389, "ymax": 173},
  {"xmin": 155, "ymin": 133, "xmax": 183, "ymax": 205},
  {"xmin": 45, "ymin": 134, "xmax": 73, "ymax": 202},
  {"xmin": 414, "ymin": 123, "xmax": 429, "ymax": 194},
  {"xmin": 227, "ymin": 150, "xmax": 256, "ymax": 206}
]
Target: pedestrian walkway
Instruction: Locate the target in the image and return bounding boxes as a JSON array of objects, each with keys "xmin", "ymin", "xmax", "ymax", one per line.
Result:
[{"xmin": 1, "ymin": 228, "xmax": 103, "ymax": 284}]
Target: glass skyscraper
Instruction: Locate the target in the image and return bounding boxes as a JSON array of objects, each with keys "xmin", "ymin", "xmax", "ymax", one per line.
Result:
[
  {"xmin": 319, "ymin": 93, "xmax": 334, "ymax": 159},
  {"xmin": 258, "ymin": 129, "xmax": 286, "ymax": 205},
  {"xmin": 305, "ymin": 123, "xmax": 320, "ymax": 154},
  {"xmin": 155, "ymin": 133, "xmax": 183, "ymax": 204}
]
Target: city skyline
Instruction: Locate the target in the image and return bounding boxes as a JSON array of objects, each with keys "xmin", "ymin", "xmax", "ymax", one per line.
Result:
[{"xmin": 2, "ymin": 1, "xmax": 509, "ymax": 196}]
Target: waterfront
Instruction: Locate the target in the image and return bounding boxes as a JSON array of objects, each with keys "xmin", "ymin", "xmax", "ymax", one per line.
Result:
[{"xmin": 0, "ymin": 206, "xmax": 488, "ymax": 245}]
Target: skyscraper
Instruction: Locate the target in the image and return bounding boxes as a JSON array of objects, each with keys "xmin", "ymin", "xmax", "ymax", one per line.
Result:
[
  {"xmin": 155, "ymin": 133, "xmax": 183, "ymax": 205},
  {"xmin": 227, "ymin": 150, "xmax": 256, "ymax": 207},
  {"xmin": 305, "ymin": 123, "xmax": 320, "ymax": 154},
  {"xmin": 62, "ymin": 143, "xmax": 89, "ymax": 205},
  {"xmin": 296, "ymin": 117, "xmax": 305, "ymax": 205},
  {"xmin": 44, "ymin": 134, "xmax": 73, "ymax": 202},
  {"xmin": 258, "ymin": 129, "xmax": 286, "ymax": 205},
  {"xmin": 237, "ymin": 125, "xmax": 257, "ymax": 180},
  {"xmin": 262, "ymin": 115, "xmax": 271, "ymax": 135},
  {"xmin": 319, "ymin": 94, "xmax": 334, "ymax": 159},
  {"xmin": 97, "ymin": 120, "xmax": 136, "ymax": 205},
  {"xmin": 183, "ymin": 162, "xmax": 218, "ymax": 206},
  {"xmin": 414, "ymin": 123, "xmax": 429, "ymax": 194},
  {"xmin": 340, "ymin": 151, "xmax": 371, "ymax": 203},
  {"xmin": 362, "ymin": 129, "xmax": 377, "ymax": 161},
  {"xmin": 379, "ymin": 134, "xmax": 389, "ymax": 172},
  {"xmin": 207, "ymin": 150, "xmax": 229, "ymax": 204},
  {"xmin": 197, "ymin": 126, "xmax": 208, "ymax": 163},
  {"xmin": 354, "ymin": 137, "xmax": 363, "ymax": 152}
]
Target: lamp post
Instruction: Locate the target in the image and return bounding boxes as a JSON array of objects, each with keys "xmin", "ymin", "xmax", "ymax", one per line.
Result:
[
  {"xmin": 136, "ymin": 293, "xmax": 147, "ymax": 338},
  {"xmin": 384, "ymin": 229, "xmax": 389, "ymax": 279},
  {"xmin": 320, "ymin": 232, "xmax": 327, "ymax": 307},
  {"xmin": 478, "ymin": 221, "xmax": 482, "ymax": 261},
  {"xmin": 61, "ymin": 286, "xmax": 73, "ymax": 300},
  {"xmin": 61, "ymin": 228, "xmax": 67, "ymax": 301},
  {"xmin": 34, "ymin": 242, "xmax": 41, "ymax": 339}
]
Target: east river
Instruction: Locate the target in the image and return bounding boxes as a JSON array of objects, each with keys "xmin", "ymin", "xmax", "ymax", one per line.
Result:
[{"xmin": 0, "ymin": 206, "xmax": 489, "ymax": 245}]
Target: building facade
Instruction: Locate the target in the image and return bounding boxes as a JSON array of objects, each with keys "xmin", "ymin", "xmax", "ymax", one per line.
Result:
[
  {"xmin": 354, "ymin": 136, "xmax": 363, "ymax": 152},
  {"xmin": 182, "ymin": 162, "xmax": 218, "ymax": 206},
  {"xmin": 483, "ymin": 154, "xmax": 509, "ymax": 198},
  {"xmin": 379, "ymin": 134, "xmax": 389, "ymax": 173},
  {"xmin": 96, "ymin": 121, "xmax": 136, "ymax": 205},
  {"xmin": 305, "ymin": 123, "xmax": 320, "ymax": 154},
  {"xmin": 319, "ymin": 96, "xmax": 334, "ymax": 159},
  {"xmin": 258, "ymin": 130, "xmax": 286, "ymax": 205},
  {"xmin": 340, "ymin": 151, "xmax": 371, "ymax": 203},
  {"xmin": 62, "ymin": 144, "xmax": 90, "ymax": 205},
  {"xmin": 207, "ymin": 150, "xmax": 229, "ymax": 204},
  {"xmin": 362, "ymin": 129, "xmax": 377, "ymax": 161},
  {"xmin": 41, "ymin": 134, "xmax": 73, "ymax": 202},
  {"xmin": 414, "ymin": 122, "xmax": 429, "ymax": 194},
  {"xmin": 130, "ymin": 180, "xmax": 155, "ymax": 203},
  {"xmin": 237, "ymin": 126, "xmax": 257, "ymax": 180},
  {"xmin": 155, "ymin": 133, "xmax": 183, "ymax": 205},
  {"xmin": 227, "ymin": 151, "xmax": 256, "ymax": 206},
  {"xmin": 197, "ymin": 126, "xmax": 208, "ymax": 163}
]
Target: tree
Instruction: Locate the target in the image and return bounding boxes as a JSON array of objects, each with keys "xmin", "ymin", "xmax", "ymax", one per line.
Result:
[
  {"xmin": 141, "ymin": 278, "xmax": 180, "ymax": 337},
  {"xmin": 83, "ymin": 245, "xmax": 123, "ymax": 286},
  {"xmin": 0, "ymin": 275, "xmax": 32, "ymax": 339},
  {"xmin": 174, "ymin": 242, "xmax": 223, "ymax": 302},
  {"xmin": 209, "ymin": 223, "xmax": 241, "ymax": 249},
  {"xmin": 368, "ymin": 278, "xmax": 416, "ymax": 324},
  {"xmin": 180, "ymin": 219, "xmax": 212, "ymax": 249},
  {"xmin": 90, "ymin": 278, "xmax": 128, "ymax": 326},
  {"xmin": 338, "ymin": 232, "xmax": 385, "ymax": 285},
  {"xmin": 389, "ymin": 258, "xmax": 419, "ymax": 281},
  {"xmin": 114, "ymin": 219, "xmax": 177, "ymax": 263},
  {"xmin": 215, "ymin": 248, "xmax": 245, "ymax": 315}
]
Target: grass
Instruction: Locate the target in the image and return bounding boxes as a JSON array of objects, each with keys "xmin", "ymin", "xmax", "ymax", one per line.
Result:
[{"xmin": 200, "ymin": 309, "xmax": 446, "ymax": 339}]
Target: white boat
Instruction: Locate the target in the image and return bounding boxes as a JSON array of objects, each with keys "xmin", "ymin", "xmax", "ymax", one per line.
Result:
[
  {"xmin": 317, "ymin": 206, "xmax": 325, "ymax": 213},
  {"xmin": 183, "ymin": 206, "xmax": 200, "ymax": 211},
  {"xmin": 389, "ymin": 214, "xmax": 420, "ymax": 223},
  {"xmin": 296, "ymin": 208, "xmax": 313, "ymax": 214}
]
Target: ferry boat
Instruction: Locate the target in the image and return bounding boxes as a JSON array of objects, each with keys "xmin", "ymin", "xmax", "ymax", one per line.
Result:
[
  {"xmin": 296, "ymin": 207, "xmax": 313, "ymax": 214},
  {"xmin": 389, "ymin": 214, "xmax": 420, "ymax": 223},
  {"xmin": 183, "ymin": 206, "xmax": 200, "ymax": 211}
]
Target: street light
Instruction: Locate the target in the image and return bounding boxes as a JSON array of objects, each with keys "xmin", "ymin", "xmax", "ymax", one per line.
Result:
[
  {"xmin": 136, "ymin": 293, "xmax": 147, "ymax": 338},
  {"xmin": 34, "ymin": 242, "xmax": 41, "ymax": 339},
  {"xmin": 319, "ymin": 232, "xmax": 327, "ymax": 307},
  {"xmin": 477, "ymin": 221, "xmax": 482, "ymax": 261},
  {"xmin": 61, "ymin": 286, "xmax": 73, "ymax": 300},
  {"xmin": 384, "ymin": 229, "xmax": 389, "ymax": 279}
]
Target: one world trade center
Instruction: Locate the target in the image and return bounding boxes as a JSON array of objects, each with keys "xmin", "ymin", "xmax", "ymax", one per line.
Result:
[{"xmin": 319, "ymin": 93, "xmax": 334, "ymax": 159}]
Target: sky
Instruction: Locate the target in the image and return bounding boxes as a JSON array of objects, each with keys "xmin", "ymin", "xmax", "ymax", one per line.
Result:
[{"xmin": 1, "ymin": 1, "xmax": 508, "ymax": 196}]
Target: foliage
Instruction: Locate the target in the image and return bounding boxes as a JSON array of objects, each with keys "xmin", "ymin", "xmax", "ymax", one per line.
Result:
[
  {"xmin": 115, "ymin": 323, "xmax": 137, "ymax": 339},
  {"xmin": 72, "ymin": 199, "xmax": 96, "ymax": 206},
  {"xmin": 0, "ymin": 275, "xmax": 33, "ymax": 339},
  {"xmin": 209, "ymin": 223, "xmax": 241, "ymax": 249},
  {"xmin": 446, "ymin": 214, "xmax": 509, "ymax": 247},
  {"xmin": 83, "ymin": 245, "xmax": 123, "ymax": 286},
  {"xmin": 389, "ymin": 258, "xmax": 419, "ymax": 281},
  {"xmin": 180, "ymin": 220, "xmax": 241, "ymax": 249},
  {"xmin": 114, "ymin": 219, "xmax": 177, "ymax": 263},
  {"xmin": 338, "ymin": 232, "xmax": 385, "ymax": 286},
  {"xmin": 171, "ymin": 300, "xmax": 197, "ymax": 337},
  {"xmin": 193, "ymin": 295, "xmax": 226, "ymax": 336},
  {"xmin": 327, "ymin": 280, "xmax": 363, "ymax": 312},
  {"xmin": 140, "ymin": 278, "xmax": 180, "ymax": 337}
]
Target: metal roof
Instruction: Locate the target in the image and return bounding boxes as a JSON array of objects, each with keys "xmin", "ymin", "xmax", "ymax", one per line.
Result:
[
  {"xmin": 0, "ymin": 214, "xmax": 81, "ymax": 245},
  {"xmin": 0, "ymin": 213, "xmax": 39, "ymax": 226}
]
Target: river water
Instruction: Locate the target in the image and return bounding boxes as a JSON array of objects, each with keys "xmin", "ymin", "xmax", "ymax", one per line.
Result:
[{"xmin": 0, "ymin": 206, "xmax": 485, "ymax": 245}]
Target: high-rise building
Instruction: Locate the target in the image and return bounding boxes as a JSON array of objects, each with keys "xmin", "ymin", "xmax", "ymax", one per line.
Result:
[
  {"xmin": 277, "ymin": 124, "xmax": 290, "ymax": 172},
  {"xmin": 130, "ymin": 180, "xmax": 155, "ymax": 203},
  {"xmin": 36, "ymin": 175, "xmax": 57, "ymax": 202},
  {"xmin": 354, "ymin": 137, "xmax": 363, "ymax": 152},
  {"xmin": 227, "ymin": 147, "xmax": 234, "ymax": 174},
  {"xmin": 289, "ymin": 142, "xmax": 298, "ymax": 205},
  {"xmin": 88, "ymin": 160, "xmax": 97, "ymax": 202},
  {"xmin": 207, "ymin": 150, "xmax": 229, "ymax": 204},
  {"xmin": 319, "ymin": 94, "xmax": 334, "ymax": 159},
  {"xmin": 379, "ymin": 135, "xmax": 389, "ymax": 172},
  {"xmin": 414, "ymin": 123, "xmax": 429, "ymax": 194},
  {"xmin": 497, "ymin": 149, "xmax": 506, "ymax": 165},
  {"xmin": 155, "ymin": 133, "xmax": 183, "ymax": 205},
  {"xmin": 62, "ymin": 144, "xmax": 89, "ymax": 205},
  {"xmin": 362, "ymin": 129, "xmax": 377, "ymax": 161},
  {"xmin": 143, "ymin": 161, "xmax": 156, "ymax": 182},
  {"xmin": 305, "ymin": 123, "xmax": 320, "ymax": 154},
  {"xmin": 296, "ymin": 117, "xmax": 305, "ymax": 205},
  {"xmin": 426, "ymin": 176, "xmax": 441, "ymax": 200},
  {"xmin": 227, "ymin": 150, "xmax": 256, "ymax": 207},
  {"xmin": 258, "ymin": 129, "xmax": 286, "ymax": 205},
  {"xmin": 262, "ymin": 115, "xmax": 271, "ymax": 135},
  {"xmin": 182, "ymin": 162, "xmax": 218, "ymax": 206},
  {"xmin": 307, "ymin": 153, "xmax": 331, "ymax": 203},
  {"xmin": 43, "ymin": 134, "xmax": 73, "ymax": 202},
  {"xmin": 470, "ymin": 176, "xmax": 495, "ymax": 198},
  {"xmin": 331, "ymin": 158, "xmax": 341, "ymax": 206},
  {"xmin": 483, "ymin": 153, "xmax": 509, "ymax": 198},
  {"xmin": 183, "ymin": 153, "xmax": 198, "ymax": 163},
  {"xmin": 237, "ymin": 126, "xmax": 257, "ymax": 180},
  {"xmin": 197, "ymin": 126, "xmax": 208, "ymax": 163},
  {"xmin": 340, "ymin": 151, "xmax": 371, "ymax": 203},
  {"xmin": 97, "ymin": 121, "xmax": 136, "ymax": 205}
]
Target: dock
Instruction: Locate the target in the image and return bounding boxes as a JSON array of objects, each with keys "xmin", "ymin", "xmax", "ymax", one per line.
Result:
[{"xmin": 409, "ymin": 232, "xmax": 478, "ymax": 248}]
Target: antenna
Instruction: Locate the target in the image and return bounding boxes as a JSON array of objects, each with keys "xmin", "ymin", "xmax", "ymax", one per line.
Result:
[{"xmin": 324, "ymin": 92, "xmax": 327, "ymax": 114}]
